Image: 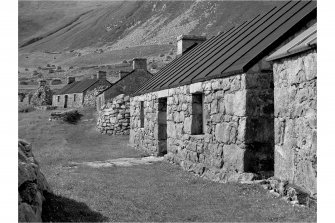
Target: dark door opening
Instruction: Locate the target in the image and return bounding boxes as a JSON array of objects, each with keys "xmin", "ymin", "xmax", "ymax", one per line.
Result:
[
  {"xmin": 158, "ymin": 98, "xmax": 167, "ymax": 156},
  {"xmin": 64, "ymin": 95, "xmax": 68, "ymax": 108}
]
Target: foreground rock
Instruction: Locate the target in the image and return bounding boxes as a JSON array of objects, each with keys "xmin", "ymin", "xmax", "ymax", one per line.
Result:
[{"xmin": 19, "ymin": 139, "xmax": 51, "ymax": 222}]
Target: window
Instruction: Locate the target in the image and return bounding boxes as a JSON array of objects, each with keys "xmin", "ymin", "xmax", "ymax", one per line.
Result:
[
  {"xmin": 140, "ymin": 101, "xmax": 144, "ymax": 128},
  {"xmin": 191, "ymin": 93, "xmax": 204, "ymax": 135},
  {"xmin": 73, "ymin": 94, "xmax": 76, "ymax": 102},
  {"xmin": 57, "ymin": 96, "xmax": 60, "ymax": 102}
]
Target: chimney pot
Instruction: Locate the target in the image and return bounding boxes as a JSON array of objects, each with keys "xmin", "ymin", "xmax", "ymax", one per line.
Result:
[
  {"xmin": 67, "ymin": 77, "xmax": 75, "ymax": 84},
  {"xmin": 97, "ymin": 71, "xmax": 107, "ymax": 80},
  {"xmin": 38, "ymin": 79, "xmax": 47, "ymax": 87},
  {"xmin": 177, "ymin": 35, "xmax": 206, "ymax": 56},
  {"xmin": 132, "ymin": 58, "xmax": 147, "ymax": 71},
  {"xmin": 119, "ymin": 70, "xmax": 129, "ymax": 80}
]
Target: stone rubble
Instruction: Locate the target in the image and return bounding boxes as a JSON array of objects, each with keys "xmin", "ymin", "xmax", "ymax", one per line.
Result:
[
  {"xmin": 49, "ymin": 109, "xmax": 80, "ymax": 122},
  {"xmin": 97, "ymin": 94, "xmax": 130, "ymax": 135},
  {"xmin": 255, "ymin": 178, "xmax": 317, "ymax": 208}
]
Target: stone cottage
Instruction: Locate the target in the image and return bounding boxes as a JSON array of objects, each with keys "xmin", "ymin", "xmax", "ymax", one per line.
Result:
[
  {"xmin": 52, "ymin": 71, "xmax": 112, "ymax": 108},
  {"xmin": 96, "ymin": 58, "xmax": 152, "ymax": 135},
  {"xmin": 96, "ymin": 58, "xmax": 152, "ymax": 110},
  {"xmin": 129, "ymin": 1, "xmax": 316, "ymax": 184},
  {"xmin": 266, "ymin": 24, "xmax": 317, "ymax": 197}
]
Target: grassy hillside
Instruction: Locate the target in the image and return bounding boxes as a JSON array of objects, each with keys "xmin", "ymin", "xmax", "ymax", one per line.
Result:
[
  {"xmin": 19, "ymin": 1, "xmax": 282, "ymax": 52},
  {"xmin": 18, "ymin": 1, "xmax": 284, "ymax": 91},
  {"xmin": 18, "ymin": 1, "xmax": 112, "ymax": 44}
]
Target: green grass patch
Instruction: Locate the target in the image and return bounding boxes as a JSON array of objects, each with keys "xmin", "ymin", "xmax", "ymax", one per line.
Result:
[{"xmin": 19, "ymin": 109, "xmax": 317, "ymax": 222}]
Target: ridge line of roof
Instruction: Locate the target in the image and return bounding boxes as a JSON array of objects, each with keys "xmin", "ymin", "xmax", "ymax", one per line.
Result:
[
  {"xmin": 162, "ymin": 17, "xmax": 256, "ymax": 87},
  {"xmin": 97, "ymin": 69, "xmax": 152, "ymax": 96},
  {"xmin": 135, "ymin": 26, "xmax": 238, "ymax": 93},
  {"xmin": 203, "ymin": 1, "xmax": 299, "ymax": 78}
]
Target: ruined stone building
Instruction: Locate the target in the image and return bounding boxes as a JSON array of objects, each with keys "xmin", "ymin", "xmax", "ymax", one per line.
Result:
[
  {"xmin": 96, "ymin": 58, "xmax": 152, "ymax": 110},
  {"xmin": 267, "ymin": 23, "xmax": 317, "ymax": 196},
  {"xmin": 52, "ymin": 71, "xmax": 112, "ymax": 108},
  {"xmin": 129, "ymin": 0, "xmax": 316, "ymax": 196},
  {"xmin": 18, "ymin": 80, "xmax": 52, "ymax": 106}
]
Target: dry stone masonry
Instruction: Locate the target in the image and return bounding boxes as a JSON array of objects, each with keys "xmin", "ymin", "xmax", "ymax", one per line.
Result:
[
  {"xmin": 19, "ymin": 139, "xmax": 51, "ymax": 222},
  {"xmin": 273, "ymin": 49, "xmax": 317, "ymax": 197},
  {"xmin": 83, "ymin": 85, "xmax": 109, "ymax": 107},
  {"xmin": 97, "ymin": 94, "xmax": 130, "ymax": 135},
  {"xmin": 130, "ymin": 71, "xmax": 274, "ymax": 182},
  {"xmin": 30, "ymin": 80, "xmax": 53, "ymax": 106}
]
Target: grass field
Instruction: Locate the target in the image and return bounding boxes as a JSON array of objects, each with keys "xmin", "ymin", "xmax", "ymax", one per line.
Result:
[{"xmin": 18, "ymin": 108, "xmax": 317, "ymax": 222}]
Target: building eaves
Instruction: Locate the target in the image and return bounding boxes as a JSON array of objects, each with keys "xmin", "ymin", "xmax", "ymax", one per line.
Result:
[{"xmin": 266, "ymin": 23, "xmax": 317, "ymax": 61}]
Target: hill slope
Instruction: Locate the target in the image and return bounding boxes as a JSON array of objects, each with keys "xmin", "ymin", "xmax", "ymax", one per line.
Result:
[{"xmin": 19, "ymin": 1, "xmax": 283, "ymax": 52}]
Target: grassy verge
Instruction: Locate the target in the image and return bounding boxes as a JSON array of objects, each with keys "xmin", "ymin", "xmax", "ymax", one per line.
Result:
[{"xmin": 19, "ymin": 109, "xmax": 317, "ymax": 222}]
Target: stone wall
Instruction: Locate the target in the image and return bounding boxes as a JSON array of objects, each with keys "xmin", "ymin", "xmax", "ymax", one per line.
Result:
[
  {"xmin": 273, "ymin": 49, "xmax": 317, "ymax": 197},
  {"xmin": 52, "ymin": 93, "xmax": 84, "ymax": 108},
  {"xmin": 97, "ymin": 94, "xmax": 130, "ymax": 135},
  {"xmin": 130, "ymin": 72, "xmax": 274, "ymax": 182},
  {"xmin": 31, "ymin": 85, "xmax": 53, "ymax": 106},
  {"xmin": 83, "ymin": 85, "xmax": 109, "ymax": 108}
]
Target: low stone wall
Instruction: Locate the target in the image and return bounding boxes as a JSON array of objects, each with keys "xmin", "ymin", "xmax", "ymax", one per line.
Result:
[
  {"xmin": 19, "ymin": 139, "xmax": 51, "ymax": 222},
  {"xmin": 273, "ymin": 49, "xmax": 317, "ymax": 197},
  {"xmin": 130, "ymin": 72, "xmax": 274, "ymax": 182},
  {"xmin": 97, "ymin": 94, "xmax": 130, "ymax": 135},
  {"xmin": 49, "ymin": 109, "xmax": 81, "ymax": 123}
]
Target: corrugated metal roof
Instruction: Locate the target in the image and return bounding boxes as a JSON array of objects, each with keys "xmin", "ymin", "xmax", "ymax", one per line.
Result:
[
  {"xmin": 97, "ymin": 69, "xmax": 153, "ymax": 96},
  {"xmin": 266, "ymin": 23, "xmax": 316, "ymax": 61},
  {"xmin": 134, "ymin": 0, "xmax": 316, "ymax": 96},
  {"xmin": 56, "ymin": 81, "xmax": 81, "ymax": 95},
  {"xmin": 57, "ymin": 79, "xmax": 111, "ymax": 95}
]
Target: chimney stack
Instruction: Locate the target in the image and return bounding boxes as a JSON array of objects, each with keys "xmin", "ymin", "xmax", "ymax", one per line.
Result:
[
  {"xmin": 67, "ymin": 77, "xmax": 75, "ymax": 84},
  {"xmin": 97, "ymin": 71, "xmax": 107, "ymax": 80},
  {"xmin": 132, "ymin": 58, "xmax": 147, "ymax": 71},
  {"xmin": 38, "ymin": 79, "xmax": 47, "ymax": 87},
  {"xmin": 177, "ymin": 35, "xmax": 206, "ymax": 56},
  {"xmin": 119, "ymin": 70, "xmax": 129, "ymax": 80}
]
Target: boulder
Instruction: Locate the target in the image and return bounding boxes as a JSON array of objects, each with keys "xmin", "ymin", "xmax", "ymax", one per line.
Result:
[{"xmin": 18, "ymin": 139, "xmax": 51, "ymax": 222}]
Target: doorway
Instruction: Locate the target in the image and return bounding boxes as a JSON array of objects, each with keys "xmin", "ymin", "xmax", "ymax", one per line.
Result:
[
  {"xmin": 158, "ymin": 98, "xmax": 167, "ymax": 156},
  {"xmin": 64, "ymin": 95, "xmax": 68, "ymax": 108}
]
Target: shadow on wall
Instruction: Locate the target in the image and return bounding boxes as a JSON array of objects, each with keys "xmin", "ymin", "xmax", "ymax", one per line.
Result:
[
  {"xmin": 42, "ymin": 191, "xmax": 109, "ymax": 222},
  {"xmin": 244, "ymin": 73, "xmax": 275, "ymax": 174}
]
